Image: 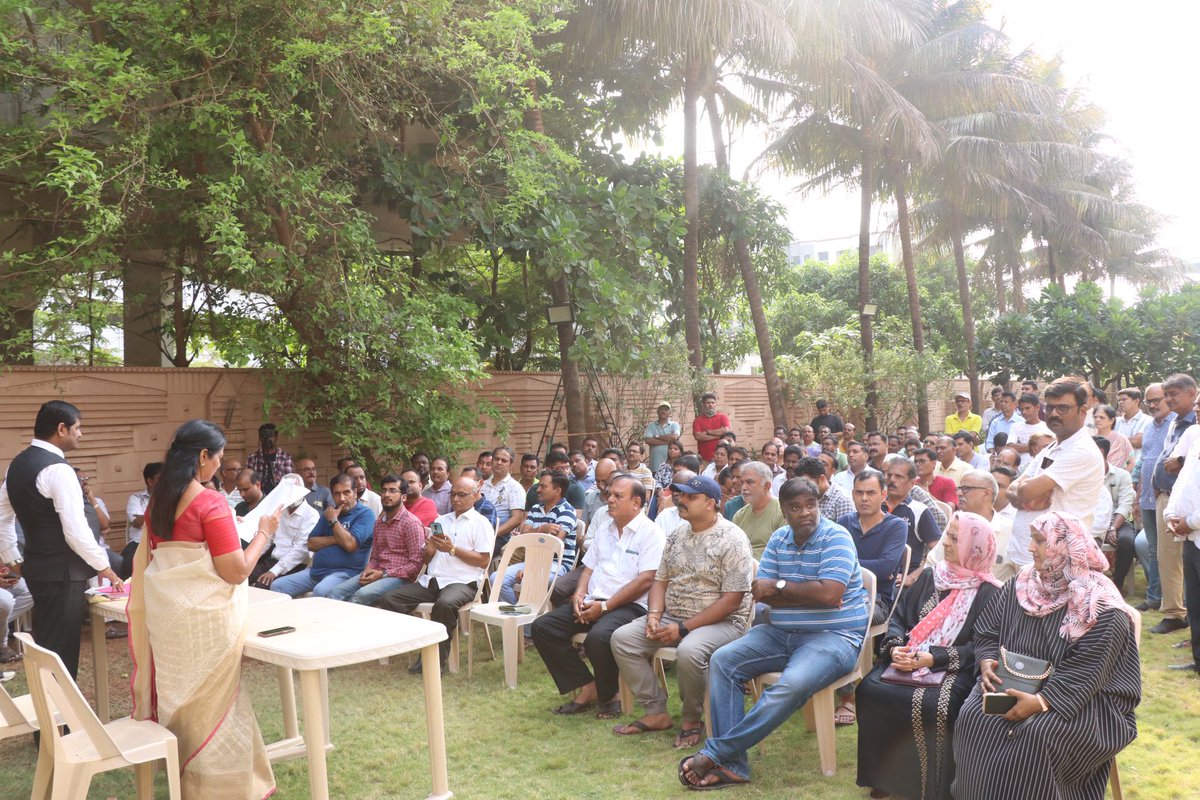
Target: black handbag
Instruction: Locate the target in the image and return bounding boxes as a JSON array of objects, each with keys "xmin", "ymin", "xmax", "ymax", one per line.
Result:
[{"xmin": 985, "ymin": 646, "xmax": 1053, "ymax": 713}]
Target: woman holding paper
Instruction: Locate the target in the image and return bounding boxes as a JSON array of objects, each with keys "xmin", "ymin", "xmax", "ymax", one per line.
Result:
[
  {"xmin": 128, "ymin": 419, "xmax": 279, "ymax": 799},
  {"xmin": 951, "ymin": 512, "xmax": 1140, "ymax": 800}
]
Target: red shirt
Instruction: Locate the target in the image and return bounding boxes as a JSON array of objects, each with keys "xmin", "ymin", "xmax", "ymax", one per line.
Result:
[
  {"xmin": 692, "ymin": 413, "xmax": 732, "ymax": 461},
  {"xmin": 920, "ymin": 475, "xmax": 959, "ymax": 509},
  {"xmin": 405, "ymin": 495, "xmax": 438, "ymax": 526},
  {"xmin": 147, "ymin": 488, "xmax": 242, "ymax": 557}
]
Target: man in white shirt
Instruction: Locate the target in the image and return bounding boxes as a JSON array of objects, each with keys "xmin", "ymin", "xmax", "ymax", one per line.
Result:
[
  {"xmin": 253, "ymin": 498, "xmax": 319, "ymax": 586},
  {"xmin": 1008, "ymin": 393, "xmax": 1054, "ymax": 467},
  {"xmin": 1164, "ymin": 400, "xmax": 1200, "ymax": 671},
  {"xmin": 119, "ymin": 461, "xmax": 162, "ymax": 579},
  {"xmin": 482, "ymin": 446, "xmax": 528, "ymax": 552},
  {"xmin": 644, "ymin": 402, "xmax": 682, "ymax": 472},
  {"xmin": 832, "ymin": 441, "xmax": 868, "ymax": 497},
  {"xmin": 346, "ymin": 464, "xmax": 382, "ymax": 517},
  {"xmin": 0, "ymin": 401, "xmax": 122, "ymax": 678},
  {"xmin": 1006, "ymin": 377, "xmax": 1105, "ymax": 570},
  {"xmin": 377, "ymin": 476, "xmax": 494, "ymax": 673},
  {"xmin": 1115, "ymin": 387, "xmax": 1150, "ymax": 456},
  {"xmin": 532, "ymin": 474, "xmax": 665, "ymax": 719},
  {"xmin": 218, "ymin": 457, "xmax": 243, "ymax": 510}
]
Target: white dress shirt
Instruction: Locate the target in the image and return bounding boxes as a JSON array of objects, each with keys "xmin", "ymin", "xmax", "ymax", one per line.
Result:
[
  {"xmin": 125, "ymin": 489, "xmax": 150, "ymax": 544},
  {"xmin": 421, "ymin": 507, "xmax": 494, "ymax": 588},
  {"xmin": 581, "ymin": 512, "xmax": 665, "ymax": 606},
  {"xmin": 359, "ymin": 488, "xmax": 383, "ymax": 518},
  {"xmin": 1165, "ymin": 433, "xmax": 1200, "ymax": 544},
  {"xmin": 269, "ymin": 501, "xmax": 319, "ymax": 577},
  {"xmin": 0, "ymin": 439, "xmax": 109, "ymax": 570}
]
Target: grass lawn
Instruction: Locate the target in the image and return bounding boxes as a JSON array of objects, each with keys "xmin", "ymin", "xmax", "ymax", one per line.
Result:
[{"xmin": 3, "ymin": 587, "xmax": 1199, "ymax": 799}]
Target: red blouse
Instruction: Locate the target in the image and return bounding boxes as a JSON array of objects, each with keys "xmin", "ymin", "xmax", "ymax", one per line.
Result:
[{"xmin": 148, "ymin": 488, "xmax": 242, "ymax": 557}]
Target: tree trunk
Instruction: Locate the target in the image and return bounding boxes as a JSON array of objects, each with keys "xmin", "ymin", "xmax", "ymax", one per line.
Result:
[
  {"xmin": 993, "ymin": 254, "xmax": 1007, "ymax": 314},
  {"xmin": 858, "ymin": 148, "xmax": 877, "ymax": 430},
  {"xmin": 525, "ymin": 80, "xmax": 585, "ymax": 448},
  {"xmin": 683, "ymin": 57, "xmax": 704, "ymax": 391},
  {"xmin": 890, "ymin": 159, "xmax": 929, "ymax": 435},
  {"xmin": 1011, "ymin": 238, "xmax": 1026, "ymax": 312},
  {"xmin": 173, "ymin": 267, "xmax": 187, "ymax": 366},
  {"xmin": 550, "ymin": 274, "xmax": 586, "ymax": 449},
  {"xmin": 1045, "ymin": 240, "xmax": 1059, "ymax": 289},
  {"xmin": 707, "ymin": 82, "xmax": 788, "ymax": 428},
  {"xmin": 952, "ymin": 228, "xmax": 980, "ymax": 413}
]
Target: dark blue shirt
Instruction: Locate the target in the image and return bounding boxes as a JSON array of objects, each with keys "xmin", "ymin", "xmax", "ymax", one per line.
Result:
[
  {"xmin": 884, "ymin": 496, "xmax": 942, "ymax": 573},
  {"xmin": 837, "ymin": 512, "xmax": 907, "ymax": 607},
  {"xmin": 309, "ymin": 503, "xmax": 375, "ymax": 580},
  {"xmin": 1153, "ymin": 411, "xmax": 1195, "ymax": 495}
]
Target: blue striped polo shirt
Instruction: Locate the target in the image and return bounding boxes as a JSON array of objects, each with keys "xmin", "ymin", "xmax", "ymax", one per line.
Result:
[
  {"xmin": 526, "ymin": 499, "xmax": 578, "ymax": 570},
  {"xmin": 757, "ymin": 516, "xmax": 867, "ymax": 644}
]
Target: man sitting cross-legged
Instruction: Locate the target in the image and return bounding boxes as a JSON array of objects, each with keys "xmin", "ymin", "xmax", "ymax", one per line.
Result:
[
  {"xmin": 328, "ymin": 474, "xmax": 426, "ymax": 605},
  {"xmin": 679, "ymin": 477, "xmax": 867, "ymax": 790},
  {"xmin": 376, "ymin": 476, "xmax": 494, "ymax": 674},
  {"xmin": 270, "ymin": 472, "xmax": 376, "ymax": 597},
  {"xmin": 531, "ymin": 474, "xmax": 665, "ymax": 719},
  {"xmin": 610, "ymin": 475, "xmax": 752, "ymax": 749}
]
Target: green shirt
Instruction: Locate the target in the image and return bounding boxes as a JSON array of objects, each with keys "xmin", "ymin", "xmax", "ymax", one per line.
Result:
[{"xmin": 733, "ymin": 499, "xmax": 787, "ymax": 559}]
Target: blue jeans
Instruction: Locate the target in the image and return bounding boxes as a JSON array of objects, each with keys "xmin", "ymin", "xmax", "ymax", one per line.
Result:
[
  {"xmin": 271, "ymin": 569, "xmax": 357, "ymax": 598},
  {"xmin": 490, "ymin": 561, "xmax": 569, "ymax": 605},
  {"xmin": 1138, "ymin": 507, "xmax": 1161, "ymax": 605},
  {"xmin": 700, "ymin": 624, "xmax": 860, "ymax": 781},
  {"xmin": 326, "ymin": 574, "xmax": 409, "ymax": 605}
]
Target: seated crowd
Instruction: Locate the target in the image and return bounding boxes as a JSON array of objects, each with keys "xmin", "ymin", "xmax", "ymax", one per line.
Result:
[{"xmin": 7, "ymin": 374, "xmax": 1186, "ymax": 799}]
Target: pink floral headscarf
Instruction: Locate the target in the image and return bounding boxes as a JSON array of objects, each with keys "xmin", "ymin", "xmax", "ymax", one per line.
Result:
[
  {"xmin": 1015, "ymin": 511, "xmax": 1135, "ymax": 641},
  {"xmin": 907, "ymin": 513, "xmax": 1002, "ymax": 656}
]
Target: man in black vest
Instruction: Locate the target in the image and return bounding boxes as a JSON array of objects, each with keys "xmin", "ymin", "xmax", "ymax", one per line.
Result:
[{"xmin": 0, "ymin": 401, "xmax": 122, "ymax": 678}]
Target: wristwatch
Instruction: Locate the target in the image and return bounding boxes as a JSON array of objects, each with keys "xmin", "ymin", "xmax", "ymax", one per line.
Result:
[
  {"xmin": 775, "ymin": 579, "xmax": 786, "ymax": 595},
  {"xmin": 599, "ymin": 600, "xmax": 609, "ymax": 614},
  {"xmin": 677, "ymin": 622, "xmax": 690, "ymax": 638}
]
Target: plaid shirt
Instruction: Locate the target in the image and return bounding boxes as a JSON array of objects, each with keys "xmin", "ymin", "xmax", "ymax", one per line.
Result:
[
  {"xmin": 367, "ymin": 504, "xmax": 426, "ymax": 580},
  {"xmin": 820, "ymin": 482, "xmax": 855, "ymax": 522},
  {"xmin": 246, "ymin": 448, "xmax": 295, "ymax": 489}
]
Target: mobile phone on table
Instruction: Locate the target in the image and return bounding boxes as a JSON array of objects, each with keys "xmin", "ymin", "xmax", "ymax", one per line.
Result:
[
  {"xmin": 983, "ymin": 692, "xmax": 1016, "ymax": 714},
  {"xmin": 258, "ymin": 626, "xmax": 296, "ymax": 638}
]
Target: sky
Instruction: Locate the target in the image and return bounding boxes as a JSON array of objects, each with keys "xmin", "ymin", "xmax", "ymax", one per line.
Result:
[{"xmin": 634, "ymin": 1, "xmax": 1200, "ymax": 260}]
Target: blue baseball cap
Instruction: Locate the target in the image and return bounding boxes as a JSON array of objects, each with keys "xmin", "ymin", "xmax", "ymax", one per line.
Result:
[{"xmin": 670, "ymin": 475, "xmax": 722, "ymax": 503}]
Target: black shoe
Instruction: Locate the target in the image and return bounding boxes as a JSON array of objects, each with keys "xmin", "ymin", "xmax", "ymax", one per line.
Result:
[
  {"xmin": 1167, "ymin": 663, "xmax": 1198, "ymax": 672},
  {"xmin": 407, "ymin": 657, "xmax": 447, "ymax": 675},
  {"xmin": 1134, "ymin": 600, "xmax": 1157, "ymax": 612},
  {"xmin": 1151, "ymin": 618, "xmax": 1189, "ymax": 634}
]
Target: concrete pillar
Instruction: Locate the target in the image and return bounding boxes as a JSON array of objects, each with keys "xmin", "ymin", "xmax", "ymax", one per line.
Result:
[{"xmin": 122, "ymin": 261, "xmax": 171, "ymax": 367}]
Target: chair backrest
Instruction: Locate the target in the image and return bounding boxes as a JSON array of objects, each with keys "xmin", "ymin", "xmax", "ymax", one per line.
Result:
[
  {"xmin": 855, "ymin": 569, "xmax": 877, "ymax": 665},
  {"xmin": 883, "ymin": 545, "xmax": 912, "ymax": 623},
  {"xmin": 574, "ymin": 519, "xmax": 588, "ymax": 553},
  {"xmin": 0, "ymin": 680, "xmax": 30, "ymax": 729},
  {"xmin": 14, "ymin": 632, "xmax": 122, "ymax": 759},
  {"xmin": 493, "ymin": 533, "xmax": 564, "ymax": 612},
  {"xmin": 933, "ymin": 499, "xmax": 953, "ymax": 523}
]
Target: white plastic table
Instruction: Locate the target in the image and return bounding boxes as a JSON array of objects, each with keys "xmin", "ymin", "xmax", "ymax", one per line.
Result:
[
  {"xmin": 242, "ymin": 597, "xmax": 451, "ymax": 800},
  {"xmin": 88, "ymin": 586, "xmax": 291, "ymax": 724}
]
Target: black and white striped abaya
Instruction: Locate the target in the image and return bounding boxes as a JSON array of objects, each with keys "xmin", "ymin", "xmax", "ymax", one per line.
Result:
[{"xmin": 951, "ymin": 581, "xmax": 1141, "ymax": 800}]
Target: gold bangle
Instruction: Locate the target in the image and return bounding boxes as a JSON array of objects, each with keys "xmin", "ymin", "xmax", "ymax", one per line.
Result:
[{"xmin": 1036, "ymin": 694, "xmax": 1049, "ymax": 713}]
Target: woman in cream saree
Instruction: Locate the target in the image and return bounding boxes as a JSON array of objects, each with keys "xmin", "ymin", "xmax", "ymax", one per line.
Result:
[{"xmin": 127, "ymin": 420, "xmax": 279, "ymax": 799}]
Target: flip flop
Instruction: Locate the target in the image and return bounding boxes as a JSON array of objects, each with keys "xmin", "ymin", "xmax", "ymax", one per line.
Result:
[
  {"xmin": 613, "ymin": 719, "xmax": 667, "ymax": 736},
  {"xmin": 673, "ymin": 726, "xmax": 704, "ymax": 749},
  {"xmin": 679, "ymin": 755, "xmax": 748, "ymax": 791},
  {"xmin": 834, "ymin": 703, "xmax": 856, "ymax": 726},
  {"xmin": 595, "ymin": 700, "xmax": 623, "ymax": 720},
  {"xmin": 552, "ymin": 700, "xmax": 595, "ymax": 715}
]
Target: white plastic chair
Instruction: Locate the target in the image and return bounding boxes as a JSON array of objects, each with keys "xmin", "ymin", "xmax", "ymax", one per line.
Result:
[
  {"xmin": 468, "ymin": 533, "xmax": 565, "ymax": 688},
  {"xmin": 749, "ymin": 569, "xmax": 877, "ymax": 777},
  {"xmin": 0, "ymin": 679, "xmax": 41, "ymax": 742},
  {"xmin": 414, "ymin": 575, "xmax": 488, "ymax": 674},
  {"xmin": 15, "ymin": 632, "xmax": 181, "ymax": 800}
]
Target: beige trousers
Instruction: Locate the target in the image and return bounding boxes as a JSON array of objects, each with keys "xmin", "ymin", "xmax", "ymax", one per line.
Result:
[{"xmin": 1157, "ymin": 492, "xmax": 1187, "ymax": 621}]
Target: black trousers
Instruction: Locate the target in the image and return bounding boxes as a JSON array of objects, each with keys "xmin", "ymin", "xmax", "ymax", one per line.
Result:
[
  {"xmin": 1183, "ymin": 543, "xmax": 1200, "ymax": 667},
  {"xmin": 376, "ymin": 579, "xmax": 478, "ymax": 660},
  {"xmin": 27, "ymin": 578, "xmax": 89, "ymax": 679},
  {"xmin": 550, "ymin": 566, "xmax": 583, "ymax": 608},
  {"xmin": 531, "ymin": 602, "xmax": 644, "ymax": 701},
  {"xmin": 1110, "ymin": 522, "xmax": 1138, "ymax": 590}
]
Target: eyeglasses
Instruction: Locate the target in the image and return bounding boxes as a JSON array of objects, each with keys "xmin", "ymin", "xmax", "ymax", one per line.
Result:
[
  {"xmin": 1146, "ymin": 397, "xmax": 1164, "ymax": 405},
  {"xmin": 957, "ymin": 485, "xmax": 989, "ymax": 494},
  {"xmin": 449, "ymin": 491, "xmax": 475, "ymax": 499},
  {"xmin": 1044, "ymin": 403, "xmax": 1077, "ymax": 415}
]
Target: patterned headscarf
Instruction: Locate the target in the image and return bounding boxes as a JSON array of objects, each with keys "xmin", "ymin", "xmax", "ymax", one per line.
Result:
[
  {"xmin": 907, "ymin": 513, "xmax": 1001, "ymax": 656},
  {"xmin": 1015, "ymin": 511, "xmax": 1135, "ymax": 641}
]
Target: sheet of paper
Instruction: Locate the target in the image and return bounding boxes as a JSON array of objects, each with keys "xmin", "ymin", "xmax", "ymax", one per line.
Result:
[{"xmin": 237, "ymin": 473, "xmax": 310, "ymax": 542}]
